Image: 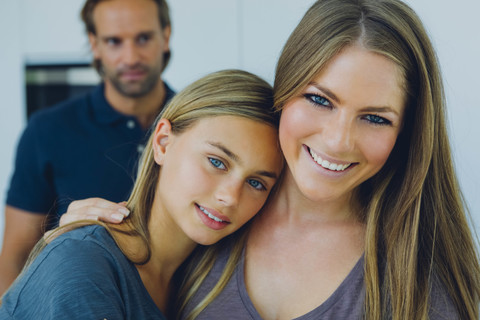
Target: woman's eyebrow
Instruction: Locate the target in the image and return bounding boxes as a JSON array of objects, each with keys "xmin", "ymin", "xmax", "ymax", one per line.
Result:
[
  {"xmin": 361, "ymin": 106, "xmax": 400, "ymax": 116},
  {"xmin": 310, "ymin": 82, "xmax": 400, "ymax": 115},
  {"xmin": 309, "ymin": 82, "xmax": 342, "ymax": 104}
]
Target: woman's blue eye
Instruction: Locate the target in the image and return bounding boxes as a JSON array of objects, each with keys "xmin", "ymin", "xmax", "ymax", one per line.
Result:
[
  {"xmin": 247, "ymin": 179, "xmax": 266, "ymax": 191},
  {"xmin": 209, "ymin": 157, "xmax": 226, "ymax": 170},
  {"xmin": 365, "ymin": 114, "xmax": 391, "ymax": 125},
  {"xmin": 304, "ymin": 94, "xmax": 331, "ymax": 108}
]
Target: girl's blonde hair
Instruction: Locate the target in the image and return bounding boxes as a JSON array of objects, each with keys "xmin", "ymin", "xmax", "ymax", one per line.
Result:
[
  {"xmin": 274, "ymin": 0, "xmax": 479, "ymax": 319},
  {"xmin": 125, "ymin": 69, "xmax": 278, "ymax": 265},
  {"xmin": 16, "ymin": 70, "xmax": 278, "ymax": 311}
]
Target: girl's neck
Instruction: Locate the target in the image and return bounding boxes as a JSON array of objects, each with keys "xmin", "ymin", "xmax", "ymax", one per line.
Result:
[{"xmin": 113, "ymin": 209, "xmax": 197, "ymax": 312}]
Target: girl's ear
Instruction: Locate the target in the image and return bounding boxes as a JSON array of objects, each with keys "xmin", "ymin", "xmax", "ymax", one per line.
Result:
[{"xmin": 153, "ymin": 118, "xmax": 172, "ymax": 165}]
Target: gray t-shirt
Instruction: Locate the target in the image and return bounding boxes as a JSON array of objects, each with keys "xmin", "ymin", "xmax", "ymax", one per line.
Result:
[
  {"xmin": 0, "ymin": 225, "xmax": 166, "ymax": 320},
  {"xmin": 180, "ymin": 244, "xmax": 459, "ymax": 319}
]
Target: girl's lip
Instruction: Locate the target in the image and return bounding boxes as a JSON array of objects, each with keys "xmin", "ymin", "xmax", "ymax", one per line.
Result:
[{"xmin": 195, "ymin": 204, "xmax": 231, "ymax": 231}]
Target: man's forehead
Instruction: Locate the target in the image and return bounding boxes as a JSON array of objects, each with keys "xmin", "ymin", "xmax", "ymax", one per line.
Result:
[{"xmin": 93, "ymin": 1, "xmax": 162, "ymax": 36}]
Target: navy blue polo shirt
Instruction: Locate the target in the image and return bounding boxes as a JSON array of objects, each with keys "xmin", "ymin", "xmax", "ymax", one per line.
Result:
[{"xmin": 6, "ymin": 82, "xmax": 174, "ymax": 226}]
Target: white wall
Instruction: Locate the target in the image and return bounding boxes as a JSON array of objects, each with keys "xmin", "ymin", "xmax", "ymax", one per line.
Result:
[
  {"xmin": 0, "ymin": 0, "xmax": 479, "ymax": 248},
  {"xmin": 405, "ymin": 0, "xmax": 480, "ymax": 238}
]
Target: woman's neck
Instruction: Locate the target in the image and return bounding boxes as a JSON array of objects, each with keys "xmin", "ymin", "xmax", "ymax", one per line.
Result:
[{"xmin": 269, "ymin": 170, "xmax": 361, "ymax": 224}]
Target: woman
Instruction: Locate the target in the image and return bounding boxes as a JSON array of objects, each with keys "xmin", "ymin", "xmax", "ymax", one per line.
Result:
[
  {"xmin": 62, "ymin": 0, "xmax": 480, "ymax": 319},
  {"xmin": 0, "ymin": 70, "xmax": 284, "ymax": 319}
]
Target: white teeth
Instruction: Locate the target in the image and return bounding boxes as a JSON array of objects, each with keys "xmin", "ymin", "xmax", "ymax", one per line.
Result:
[
  {"xmin": 329, "ymin": 163, "xmax": 337, "ymax": 171},
  {"xmin": 309, "ymin": 148, "xmax": 351, "ymax": 171},
  {"xmin": 199, "ymin": 206, "xmax": 224, "ymax": 222}
]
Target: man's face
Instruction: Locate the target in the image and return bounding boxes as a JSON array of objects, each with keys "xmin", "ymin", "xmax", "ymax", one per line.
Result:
[{"xmin": 89, "ymin": 0, "xmax": 170, "ymax": 98}]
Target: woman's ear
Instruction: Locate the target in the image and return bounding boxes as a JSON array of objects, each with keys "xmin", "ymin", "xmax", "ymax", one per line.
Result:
[{"xmin": 153, "ymin": 118, "xmax": 172, "ymax": 165}]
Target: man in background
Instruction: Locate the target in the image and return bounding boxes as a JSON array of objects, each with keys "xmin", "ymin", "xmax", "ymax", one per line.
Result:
[{"xmin": 0, "ymin": 0, "xmax": 174, "ymax": 293}]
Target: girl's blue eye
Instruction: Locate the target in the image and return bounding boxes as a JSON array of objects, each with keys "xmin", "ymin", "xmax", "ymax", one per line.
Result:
[
  {"xmin": 304, "ymin": 94, "xmax": 331, "ymax": 108},
  {"xmin": 247, "ymin": 179, "xmax": 266, "ymax": 191},
  {"xmin": 209, "ymin": 157, "xmax": 226, "ymax": 170},
  {"xmin": 364, "ymin": 114, "xmax": 391, "ymax": 126}
]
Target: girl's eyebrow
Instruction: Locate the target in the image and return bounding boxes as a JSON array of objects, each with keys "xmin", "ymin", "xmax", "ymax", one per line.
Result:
[
  {"xmin": 207, "ymin": 142, "xmax": 240, "ymax": 162},
  {"xmin": 207, "ymin": 141, "xmax": 279, "ymax": 179}
]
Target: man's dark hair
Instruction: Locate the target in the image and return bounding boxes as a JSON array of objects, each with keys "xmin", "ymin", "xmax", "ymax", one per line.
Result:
[{"xmin": 81, "ymin": 0, "xmax": 171, "ymax": 74}]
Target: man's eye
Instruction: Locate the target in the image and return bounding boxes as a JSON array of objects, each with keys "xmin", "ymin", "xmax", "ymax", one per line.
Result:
[
  {"xmin": 209, "ymin": 157, "xmax": 226, "ymax": 170},
  {"xmin": 137, "ymin": 35, "xmax": 151, "ymax": 45},
  {"xmin": 106, "ymin": 38, "xmax": 121, "ymax": 46}
]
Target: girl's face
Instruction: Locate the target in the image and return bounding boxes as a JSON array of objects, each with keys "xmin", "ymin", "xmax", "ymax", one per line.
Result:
[
  {"xmin": 153, "ymin": 115, "xmax": 283, "ymax": 245},
  {"xmin": 279, "ymin": 45, "xmax": 406, "ymax": 203}
]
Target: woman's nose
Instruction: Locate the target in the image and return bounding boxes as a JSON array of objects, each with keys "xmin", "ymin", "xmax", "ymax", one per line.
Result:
[{"xmin": 323, "ymin": 113, "xmax": 355, "ymax": 153}]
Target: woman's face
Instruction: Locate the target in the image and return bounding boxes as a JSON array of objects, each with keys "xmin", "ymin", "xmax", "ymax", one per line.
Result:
[
  {"xmin": 279, "ymin": 45, "xmax": 406, "ymax": 203},
  {"xmin": 152, "ymin": 115, "xmax": 284, "ymax": 245}
]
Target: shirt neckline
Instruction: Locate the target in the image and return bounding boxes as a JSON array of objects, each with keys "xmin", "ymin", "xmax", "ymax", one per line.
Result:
[{"xmin": 236, "ymin": 247, "xmax": 365, "ymax": 319}]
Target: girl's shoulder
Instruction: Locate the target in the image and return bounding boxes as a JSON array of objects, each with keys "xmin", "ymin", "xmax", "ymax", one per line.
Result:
[
  {"xmin": 17, "ymin": 224, "xmax": 124, "ymax": 290},
  {"xmin": 49, "ymin": 223, "xmax": 112, "ymax": 245},
  {"xmin": 0, "ymin": 224, "xmax": 150, "ymax": 319}
]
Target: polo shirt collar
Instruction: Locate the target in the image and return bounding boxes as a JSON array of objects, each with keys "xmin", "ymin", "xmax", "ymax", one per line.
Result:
[
  {"xmin": 91, "ymin": 82, "xmax": 126, "ymax": 125},
  {"xmin": 92, "ymin": 81, "xmax": 176, "ymax": 125}
]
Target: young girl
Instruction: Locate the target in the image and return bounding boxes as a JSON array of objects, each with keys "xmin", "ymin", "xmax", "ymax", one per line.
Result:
[
  {"xmin": 0, "ymin": 69, "xmax": 284, "ymax": 319},
  {"xmin": 61, "ymin": 0, "xmax": 480, "ymax": 319}
]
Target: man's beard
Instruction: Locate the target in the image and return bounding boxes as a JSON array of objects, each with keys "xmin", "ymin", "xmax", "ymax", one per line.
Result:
[{"xmin": 104, "ymin": 63, "xmax": 163, "ymax": 98}]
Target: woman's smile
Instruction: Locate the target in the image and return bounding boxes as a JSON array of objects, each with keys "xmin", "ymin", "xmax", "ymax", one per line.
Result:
[
  {"xmin": 279, "ymin": 45, "xmax": 405, "ymax": 203},
  {"xmin": 306, "ymin": 145, "xmax": 355, "ymax": 172}
]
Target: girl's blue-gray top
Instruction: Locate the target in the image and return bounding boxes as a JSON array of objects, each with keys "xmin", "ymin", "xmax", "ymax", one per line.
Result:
[{"xmin": 0, "ymin": 225, "xmax": 166, "ymax": 320}]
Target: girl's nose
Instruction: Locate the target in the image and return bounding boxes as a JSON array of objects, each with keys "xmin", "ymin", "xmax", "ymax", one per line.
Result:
[{"xmin": 215, "ymin": 179, "xmax": 242, "ymax": 207}]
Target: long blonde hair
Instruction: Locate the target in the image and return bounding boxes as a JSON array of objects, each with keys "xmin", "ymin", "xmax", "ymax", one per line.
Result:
[
  {"xmin": 16, "ymin": 70, "xmax": 278, "ymax": 309},
  {"xmin": 274, "ymin": 0, "xmax": 480, "ymax": 319}
]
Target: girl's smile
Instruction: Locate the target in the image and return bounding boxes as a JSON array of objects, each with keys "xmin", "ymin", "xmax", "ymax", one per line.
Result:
[
  {"xmin": 152, "ymin": 115, "xmax": 284, "ymax": 245},
  {"xmin": 195, "ymin": 204, "xmax": 230, "ymax": 230}
]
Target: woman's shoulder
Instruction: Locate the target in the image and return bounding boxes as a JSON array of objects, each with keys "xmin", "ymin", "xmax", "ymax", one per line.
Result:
[{"xmin": 428, "ymin": 272, "xmax": 460, "ymax": 320}]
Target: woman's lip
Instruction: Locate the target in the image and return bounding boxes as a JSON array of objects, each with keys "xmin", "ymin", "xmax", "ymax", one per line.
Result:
[{"xmin": 304, "ymin": 145, "xmax": 357, "ymax": 172}]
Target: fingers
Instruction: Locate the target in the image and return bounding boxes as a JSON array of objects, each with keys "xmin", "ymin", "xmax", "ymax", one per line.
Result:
[
  {"xmin": 59, "ymin": 212, "xmax": 98, "ymax": 226},
  {"xmin": 67, "ymin": 197, "xmax": 127, "ymax": 212},
  {"xmin": 60, "ymin": 198, "xmax": 130, "ymax": 227}
]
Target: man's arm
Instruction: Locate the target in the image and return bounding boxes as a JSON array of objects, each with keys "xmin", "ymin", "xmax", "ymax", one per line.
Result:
[{"xmin": 0, "ymin": 206, "xmax": 46, "ymax": 294}]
